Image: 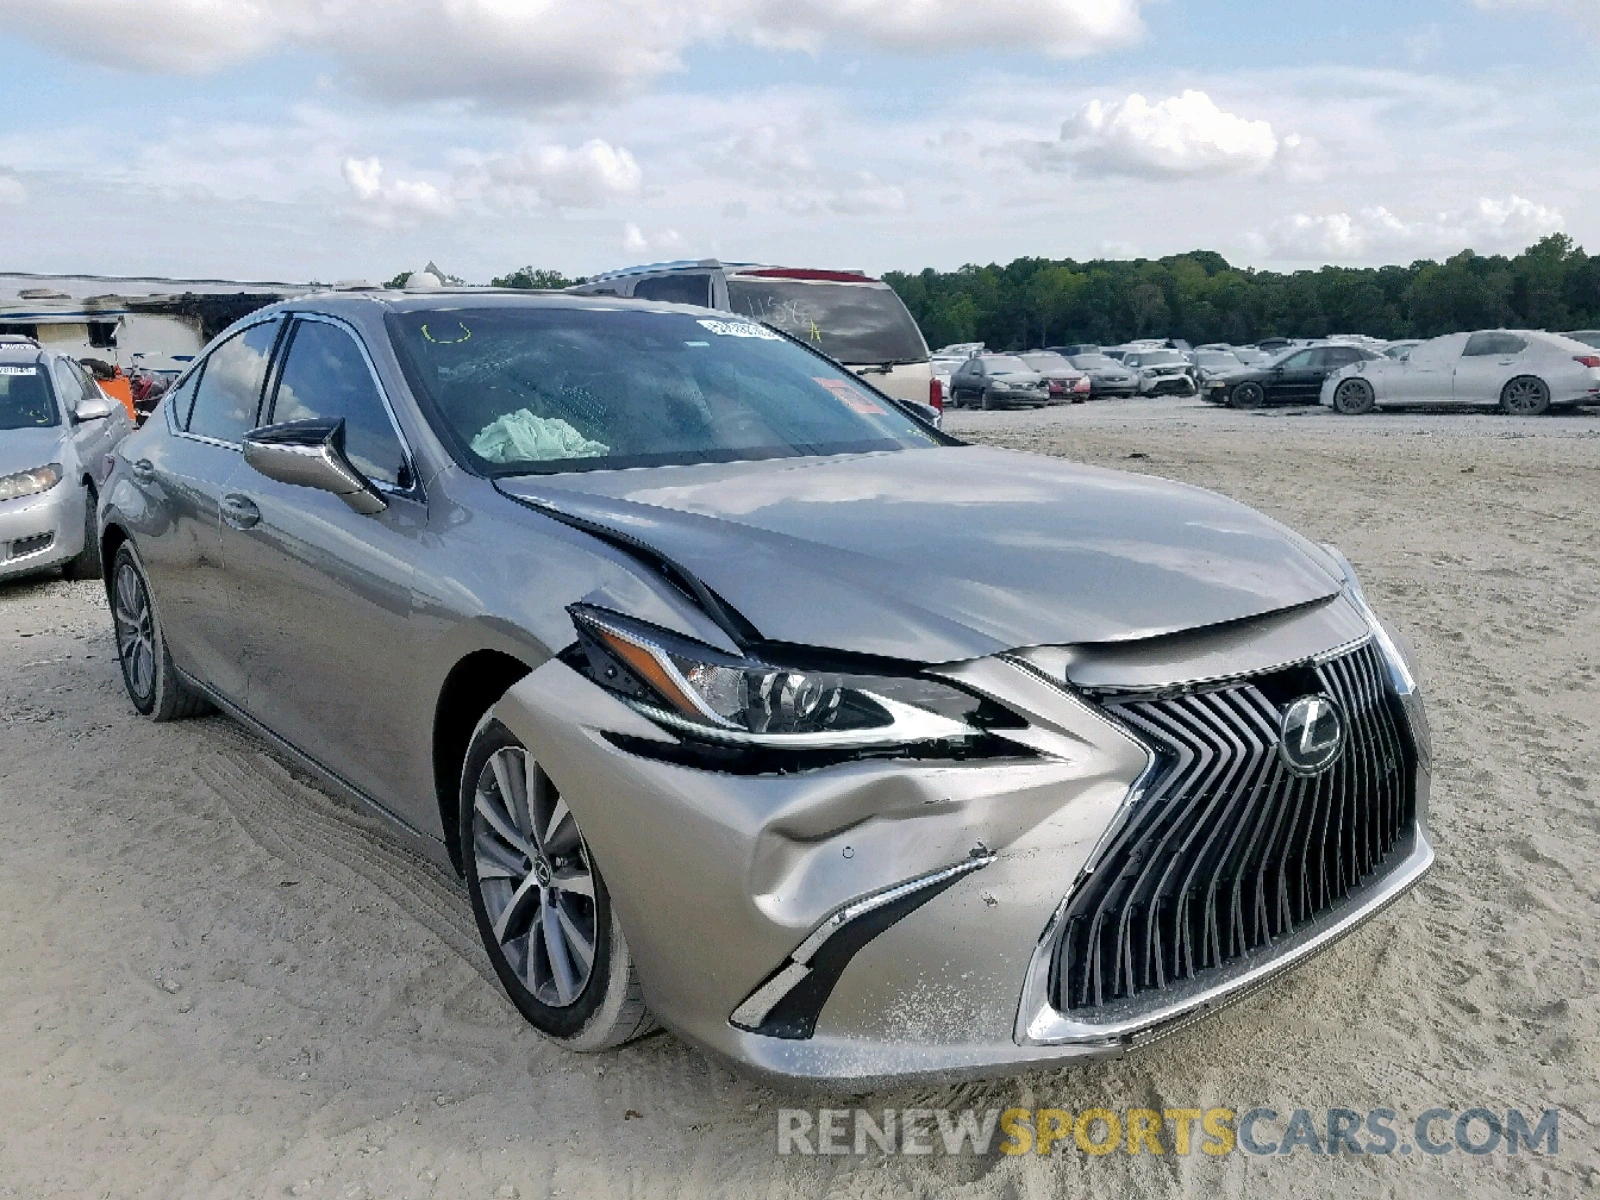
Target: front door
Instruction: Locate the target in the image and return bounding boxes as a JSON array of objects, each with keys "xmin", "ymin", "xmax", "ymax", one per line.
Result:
[
  {"xmin": 1267, "ymin": 349, "xmax": 1324, "ymax": 402},
  {"xmin": 131, "ymin": 318, "xmax": 282, "ymax": 702},
  {"xmin": 1387, "ymin": 334, "xmax": 1465, "ymax": 403},
  {"xmin": 218, "ymin": 315, "xmax": 430, "ymax": 820}
]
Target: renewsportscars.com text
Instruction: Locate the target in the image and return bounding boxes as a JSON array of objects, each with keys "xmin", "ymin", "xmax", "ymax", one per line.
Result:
[{"xmin": 776, "ymin": 1106, "xmax": 1559, "ymax": 1158}]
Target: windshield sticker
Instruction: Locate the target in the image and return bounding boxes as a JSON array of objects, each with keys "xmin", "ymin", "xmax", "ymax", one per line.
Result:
[
  {"xmin": 421, "ymin": 321, "xmax": 472, "ymax": 345},
  {"xmin": 813, "ymin": 376, "xmax": 886, "ymax": 415},
  {"xmin": 696, "ymin": 319, "xmax": 781, "ymax": 340},
  {"xmin": 0, "ymin": 366, "xmax": 39, "ymax": 376}
]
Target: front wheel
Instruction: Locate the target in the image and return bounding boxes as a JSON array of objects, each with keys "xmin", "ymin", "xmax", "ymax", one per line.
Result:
[
  {"xmin": 1332, "ymin": 378, "xmax": 1376, "ymax": 415},
  {"xmin": 980, "ymin": 388, "xmax": 994, "ymax": 411},
  {"xmin": 461, "ymin": 718, "xmax": 655, "ymax": 1050},
  {"xmin": 1500, "ymin": 375, "xmax": 1550, "ymax": 415},
  {"xmin": 1231, "ymin": 381, "xmax": 1266, "ymax": 409},
  {"xmin": 63, "ymin": 484, "xmax": 102, "ymax": 580}
]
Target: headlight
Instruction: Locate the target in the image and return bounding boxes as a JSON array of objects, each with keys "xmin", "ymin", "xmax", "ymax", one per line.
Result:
[
  {"xmin": 569, "ymin": 605, "xmax": 990, "ymax": 749},
  {"xmin": 0, "ymin": 463, "xmax": 63, "ymax": 502},
  {"xmin": 1320, "ymin": 545, "xmax": 1416, "ymax": 695}
]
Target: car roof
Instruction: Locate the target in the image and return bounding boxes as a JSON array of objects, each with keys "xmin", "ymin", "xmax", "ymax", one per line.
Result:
[{"xmin": 261, "ymin": 288, "xmax": 734, "ymax": 319}]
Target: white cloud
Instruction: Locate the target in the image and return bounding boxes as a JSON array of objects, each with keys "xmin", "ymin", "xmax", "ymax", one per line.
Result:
[
  {"xmin": 478, "ymin": 140, "xmax": 643, "ymax": 209},
  {"xmin": 1046, "ymin": 89, "xmax": 1283, "ymax": 178},
  {"xmin": 1256, "ymin": 195, "xmax": 1564, "ymax": 260},
  {"xmin": 343, "ymin": 139, "xmax": 641, "ymax": 225},
  {"xmin": 622, "ymin": 223, "xmax": 687, "ymax": 255},
  {"xmin": 341, "ymin": 156, "xmax": 455, "ymax": 226},
  {"xmin": 0, "ymin": 174, "xmax": 25, "ymax": 205},
  {"xmin": 10, "ymin": 0, "xmax": 1146, "ymax": 107}
]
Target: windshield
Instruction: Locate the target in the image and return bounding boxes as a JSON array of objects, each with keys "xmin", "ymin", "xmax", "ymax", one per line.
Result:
[
  {"xmin": 388, "ymin": 306, "xmax": 940, "ymax": 476},
  {"xmin": 1136, "ymin": 350, "xmax": 1185, "ymax": 366},
  {"xmin": 1020, "ymin": 352, "xmax": 1073, "ymax": 372},
  {"xmin": 724, "ymin": 278, "xmax": 928, "ymax": 365},
  {"xmin": 981, "ymin": 356, "xmax": 1033, "ymax": 374},
  {"xmin": 0, "ymin": 365, "xmax": 60, "ymax": 430},
  {"xmin": 1195, "ymin": 351, "xmax": 1239, "ymax": 367},
  {"xmin": 1233, "ymin": 349, "xmax": 1269, "ymax": 365},
  {"xmin": 1070, "ymin": 354, "xmax": 1118, "ymax": 369}
]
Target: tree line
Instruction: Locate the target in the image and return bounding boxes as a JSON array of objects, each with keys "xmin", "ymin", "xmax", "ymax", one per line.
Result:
[
  {"xmin": 478, "ymin": 234, "xmax": 1600, "ymax": 350},
  {"xmin": 882, "ymin": 235, "xmax": 1600, "ymax": 350}
]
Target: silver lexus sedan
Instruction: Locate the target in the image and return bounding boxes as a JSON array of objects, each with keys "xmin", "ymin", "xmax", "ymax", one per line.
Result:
[{"xmin": 98, "ymin": 292, "xmax": 1434, "ymax": 1086}]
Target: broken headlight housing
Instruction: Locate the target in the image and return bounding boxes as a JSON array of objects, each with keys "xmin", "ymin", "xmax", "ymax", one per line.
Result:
[{"xmin": 568, "ymin": 605, "xmax": 990, "ymax": 749}]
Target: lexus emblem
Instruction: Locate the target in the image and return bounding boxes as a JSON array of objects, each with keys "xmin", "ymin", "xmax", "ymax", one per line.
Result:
[{"xmin": 1279, "ymin": 695, "xmax": 1345, "ymax": 776}]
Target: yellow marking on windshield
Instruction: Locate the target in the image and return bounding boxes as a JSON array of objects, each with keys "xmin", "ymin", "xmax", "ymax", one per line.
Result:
[{"xmin": 421, "ymin": 321, "xmax": 472, "ymax": 344}]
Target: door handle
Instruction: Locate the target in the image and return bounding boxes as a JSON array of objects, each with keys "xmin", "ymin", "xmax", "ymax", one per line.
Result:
[
  {"xmin": 130, "ymin": 458, "xmax": 157, "ymax": 484},
  {"xmin": 221, "ymin": 493, "xmax": 261, "ymax": 529}
]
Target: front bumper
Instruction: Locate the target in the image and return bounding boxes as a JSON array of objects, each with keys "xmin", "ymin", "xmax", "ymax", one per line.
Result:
[
  {"xmin": 0, "ymin": 483, "xmax": 84, "ymax": 580},
  {"xmin": 490, "ymin": 610, "xmax": 1433, "ymax": 1088}
]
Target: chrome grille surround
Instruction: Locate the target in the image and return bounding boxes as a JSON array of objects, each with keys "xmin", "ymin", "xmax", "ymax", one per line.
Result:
[{"xmin": 1046, "ymin": 638, "xmax": 1418, "ymax": 1016}]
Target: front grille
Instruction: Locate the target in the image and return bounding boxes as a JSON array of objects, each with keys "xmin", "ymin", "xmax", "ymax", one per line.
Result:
[{"xmin": 1051, "ymin": 640, "xmax": 1416, "ymax": 1013}]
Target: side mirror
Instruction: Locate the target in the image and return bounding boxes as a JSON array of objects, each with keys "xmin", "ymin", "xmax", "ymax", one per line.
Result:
[
  {"xmin": 242, "ymin": 418, "xmax": 387, "ymax": 516},
  {"xmin": 74, "ymin": 394, "xmax": 117, "ymax": 422}
]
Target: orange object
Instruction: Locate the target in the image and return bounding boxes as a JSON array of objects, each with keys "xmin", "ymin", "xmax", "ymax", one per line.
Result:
[{"xmin": 98, "ymin": 372, "xmax": 136, "ymax": 420}]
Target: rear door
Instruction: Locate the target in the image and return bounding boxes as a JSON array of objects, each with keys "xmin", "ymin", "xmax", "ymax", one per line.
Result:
[
  {"xmin": 130, "ymin": 318, "xmax": 283, "ymax": 702},
  {"xmin": 1453, "ymin": 332, "xmax": 1528, "ymax": 404},
  {"xmin": 218, "ymin": 314, "xmax": 428, "ymax": 814}
]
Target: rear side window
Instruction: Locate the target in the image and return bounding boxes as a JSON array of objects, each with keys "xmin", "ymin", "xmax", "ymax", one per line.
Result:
[
  {"xmin": 632, "ymin": 274, "xmax": 712, "ymax": 306},
  {"xmin": 1463, "ymin": 332, "xmax": 1527, "ymax": 357},
  {"xmin": 187, "ymin": 320, "xmax": 282, "ymax": 443},
  {"xmin": 270, "ymin": 319, "xmax": 407, "ymax": 487}
]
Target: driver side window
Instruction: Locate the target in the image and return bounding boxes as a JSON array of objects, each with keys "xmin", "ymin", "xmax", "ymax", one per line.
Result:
[
  {"xmin": 1281, "ymin": 350, "xmax": 1314, "ymax": 369},
  {"xmin": 268, "ymin": 319, "xmax": 408, "ymax": 488}
]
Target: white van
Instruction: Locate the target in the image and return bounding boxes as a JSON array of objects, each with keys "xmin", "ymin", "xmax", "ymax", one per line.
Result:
[{"xmin": 567, "ymin": 260, "xmax": 936, "ymax": 407}]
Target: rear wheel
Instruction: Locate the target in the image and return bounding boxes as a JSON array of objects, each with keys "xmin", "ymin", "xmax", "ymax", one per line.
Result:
[
  {"xmin": 1332, "ymin": 378, "xmax": 1376, "ymax": 415},
  {"xmin": 461, "ymin": 718, "xmax": 655, "ymax": 1050},
  {"xmin": 110, "ymin": 543, "xmax": 212, "ymax": 720},
  {"xmin": 1231, "ymin": 381, "xmax": 1266, "ymax": 409},
  {"xmin": 1500, "ymin": 375, "xmax": 1550, "ymax": 415}
]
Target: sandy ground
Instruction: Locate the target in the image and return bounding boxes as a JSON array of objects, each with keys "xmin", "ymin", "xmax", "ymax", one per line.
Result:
[{"xmin": 1, "ymin": 397, "xmax": 1596, "ymax": 1198}]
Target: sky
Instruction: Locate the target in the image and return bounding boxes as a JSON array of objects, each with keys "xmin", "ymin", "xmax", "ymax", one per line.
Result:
[{"xmin": 0, "ymin": 0, "xmax": 1595, "ymax": 284}]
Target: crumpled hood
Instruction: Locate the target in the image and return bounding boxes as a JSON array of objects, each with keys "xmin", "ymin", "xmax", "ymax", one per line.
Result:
[
  {"xmin": 0, "ymin": 427, "xmax": 68, "ymax": 480},
  {"xmin": 498, "ymin": 446, "xmax": 1342, "ymax": 662}
]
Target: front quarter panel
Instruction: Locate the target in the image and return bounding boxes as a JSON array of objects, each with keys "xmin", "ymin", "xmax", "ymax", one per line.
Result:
[{"xmin": 488, "ymin": 655, "xmax": 1151, "ymax": 1074}]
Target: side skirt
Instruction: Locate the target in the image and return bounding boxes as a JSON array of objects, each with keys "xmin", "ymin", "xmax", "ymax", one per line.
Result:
[{"xmin": 176, "ymin": 668, "xmax": 457, "ymax": 874}]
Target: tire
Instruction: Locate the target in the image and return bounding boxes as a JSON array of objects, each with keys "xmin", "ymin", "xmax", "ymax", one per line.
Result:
[
  {"xmin": 461, "ymin": 718, "xmax": 655, "ymax": 1050},
  {"xmin": 1231, "ymin": 381, "xmax": 1266, "ymax": 409},
  {"xmin": 109, "ymin": 542, "xmax": 212, "ymax": 720},
  {"xmin": 63, "ymin": 484, "xmax": 101, "ymax": 581},
  {"xmin": 1332, "ymin": 378, "xmax": 1376, "ymax": 416},
  {"xmin": 980, "ymin": 388, "xmax": 994, "ymax": 411},
  {"xmin": 1500, "ymin": 375, "xmax": 1550, "ymax": 416}
]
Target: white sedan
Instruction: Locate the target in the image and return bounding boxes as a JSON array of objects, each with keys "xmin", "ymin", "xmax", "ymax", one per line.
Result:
[{"xmin": 1321, "ymin": 329, "xmax": 1600, "ymax": 415}]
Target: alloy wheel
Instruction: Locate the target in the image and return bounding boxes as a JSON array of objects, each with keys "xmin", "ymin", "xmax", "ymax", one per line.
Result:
[
  {"xmin": 113, "ymin": 561, "xmax": 156, "ymax": 703},
  {"xmin": 1502, "ymin": 376, "xmax": 1549, "ymax": 415},
  {"xmin": 471, "ymin": 747, "xmax": 597, "ymax": 1008}
]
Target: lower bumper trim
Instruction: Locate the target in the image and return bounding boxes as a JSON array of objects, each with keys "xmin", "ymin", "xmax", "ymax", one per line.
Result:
[{"xmin": 730, "ymin": 852, "xmax": 996, "ymax": 1039}]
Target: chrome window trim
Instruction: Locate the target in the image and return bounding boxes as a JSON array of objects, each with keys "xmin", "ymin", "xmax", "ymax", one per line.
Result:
[
  {"xmin": 272, "ymin": 311, "xmax": 425, "ymax": 502},
  {"xmin": 170, "ymin": 314, "xmax": 286, "ymax": 450}
]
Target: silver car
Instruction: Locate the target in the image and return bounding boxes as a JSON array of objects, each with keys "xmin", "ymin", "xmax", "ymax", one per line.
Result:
[
  {"xmin": 1322, "ymin": 329, "xmax": 1600, "ymax": 414},
  {"xmin": 1, "ymin": 336, "xmax": 131, "ymax": 581},
  {"xmin": 99, "ymin": 292, "xmax": 1434, "ymax": 1086}
]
